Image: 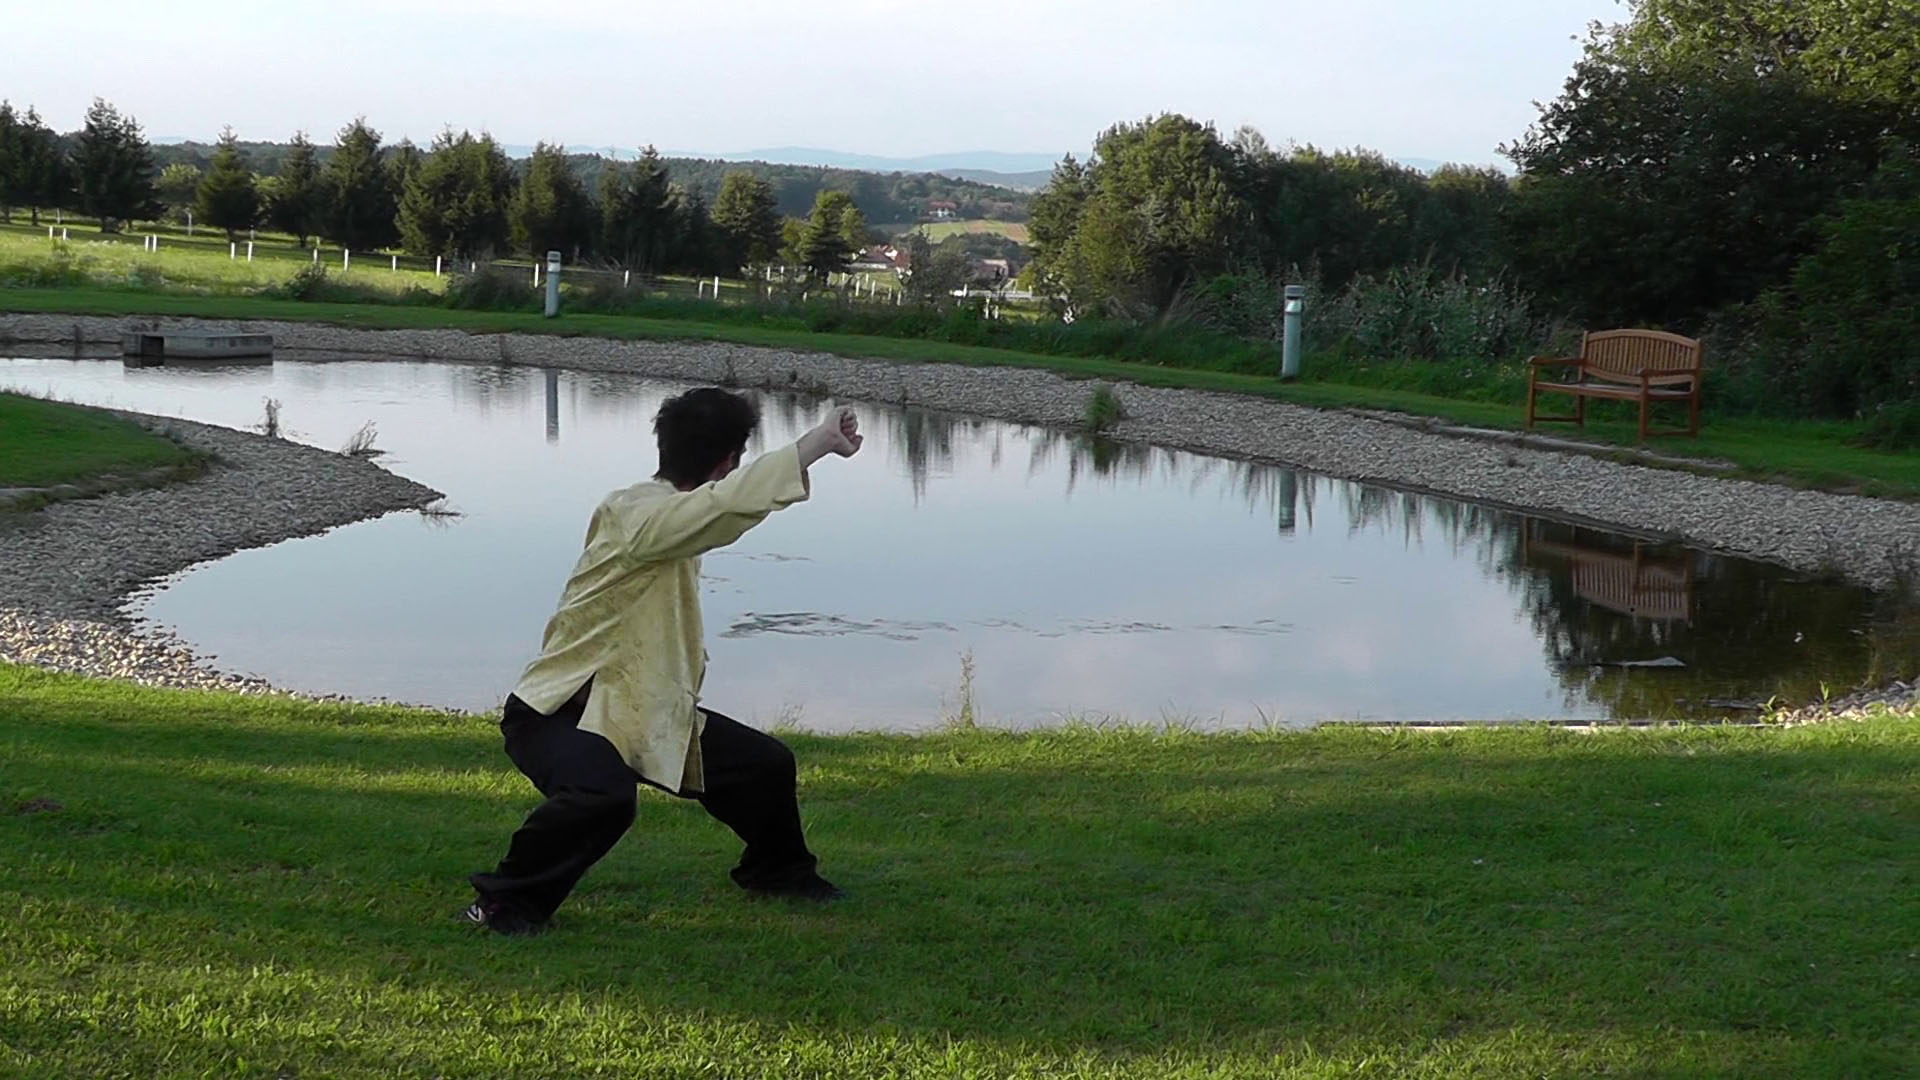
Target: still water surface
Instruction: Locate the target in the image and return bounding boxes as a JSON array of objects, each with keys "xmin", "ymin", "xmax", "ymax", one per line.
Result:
[{"xmin": 4, "ymin": 354, "xmax": 1909, "ymax": 729}]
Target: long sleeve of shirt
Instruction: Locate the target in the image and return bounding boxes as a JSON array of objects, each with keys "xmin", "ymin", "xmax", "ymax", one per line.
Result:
[{"xmin": 510, "ymin": 444, "xmax": 810, "ymax": 792}]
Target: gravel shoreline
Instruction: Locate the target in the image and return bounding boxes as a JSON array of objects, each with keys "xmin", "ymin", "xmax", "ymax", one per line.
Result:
[
  {"xmin": 2, "ymin": 311, "xmax": 1914, "ymax": 720},
  {"xmin": 0, "ymin": 408, "xmax": 442, "ymax": 696}
]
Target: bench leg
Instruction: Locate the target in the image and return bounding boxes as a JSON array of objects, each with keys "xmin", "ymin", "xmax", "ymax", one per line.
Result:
[{"xmin": 1638, "ymin": 395, "xmax": 1650, "ymax": 443}]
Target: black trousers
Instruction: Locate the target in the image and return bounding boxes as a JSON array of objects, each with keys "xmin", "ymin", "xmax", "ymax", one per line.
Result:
[{"xmin": 470, "ymin": 682, "xmax": 819, "ymax": 922}]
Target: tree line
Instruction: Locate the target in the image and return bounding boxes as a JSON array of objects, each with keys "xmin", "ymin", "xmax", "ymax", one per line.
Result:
[
  {"xmin": 0, "ymin": 101, "xmax": 1008, "ymax": 279},
  {"xmin": 1027, "ymin": 0, "xmax": 1919, "ymax": 425}
]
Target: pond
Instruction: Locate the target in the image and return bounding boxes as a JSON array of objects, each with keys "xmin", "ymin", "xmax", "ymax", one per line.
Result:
[{"xmin": 4, "ymin": 353, "xmax": 1912, "ymax": 730}]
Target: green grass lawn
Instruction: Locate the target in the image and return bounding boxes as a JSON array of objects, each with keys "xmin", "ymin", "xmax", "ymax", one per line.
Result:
[
  {"xmin": 1, "ymin": 664, "xmax": 1915, "ymax": 1078},
  {"xmin": 0, "ymin": 391, "xmax": 200, "ymax": 488},
  {"xmin": 4, "ymin": 282, "xmax": 1917, "ymax": 499}
]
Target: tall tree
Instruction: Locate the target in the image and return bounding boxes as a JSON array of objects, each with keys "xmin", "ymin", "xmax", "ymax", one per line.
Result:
[
  {"xmin": 598, "ymin": 146, "xmax": 675, "ymax": 270},
  {"xmin": 269, "ymin": 132, "xmax": 322, "ymax": 247},
  {"xmin": 509, "ymin": 142, "xmax": 595, "ymax": 259},
  {"xmin": 397, "ymin": 129, "xmax": 515, "ymax": 259},
  {"xmin": 1616, "ymin": 0, "xmax": 1920, "ymax": 117},
  {"xmin": 1032, "ymin": 115, "xmax": 1245, "ymax": 318},
  {"xmin": 385, "ymin": 139, "xmax": 423, "ymax": 221},
  {"xmin": 195, "ymin": 128, "xmax": 258, "ymax": 240},
  {"xmin": 710, "ymin": 171, "xmax": 782, "ymax": 269},
  {"xmin": 322, "ymin": 118, "xmax": 397, "ymax": 250},
  {"xmin": 16, "ymin": 107, "xmax": 69, "ymax": 226},
  {"xmin": 664, "ymin": 184, "xmax": 719, "ymax": 275},
  {"xmin": 156, "ymin": 163, "xmax": 202, "ymax": 224},
  {"xmin": 0, "ymin": 102, "xmax": 20, "ymax": 223},
  {"xmin": 838, "ymin": 200, "xmax": 870, "ymax": 252},
  {"xmin": 797, "ymin": 190, "xmax": 856, "ymax": 281},
  {"xmin": 1504, "ymin": 19, "xmax": 1897, "ymax": 326},
  {"xmin": 72, "ymin": 98, "xmax": 158, "ymax": 233},
  {"xmin": 1026, "ymin": 154, "xmax": 1087, "ymax": 303}
]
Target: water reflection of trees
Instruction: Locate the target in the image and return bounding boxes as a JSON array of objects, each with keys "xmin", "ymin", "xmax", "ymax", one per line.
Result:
[{"xmin": 447, "ymin": 366, "xmax": 1915, "ymax": 719}]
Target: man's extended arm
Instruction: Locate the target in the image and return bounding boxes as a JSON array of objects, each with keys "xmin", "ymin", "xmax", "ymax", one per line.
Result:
[{"xmin": 623, "ymin": 407, "xmax": 863, "ymax": 562}]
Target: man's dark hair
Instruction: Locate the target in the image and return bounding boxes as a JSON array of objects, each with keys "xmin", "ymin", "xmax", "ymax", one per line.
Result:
[{"xmin": 653, "ymin": 388, "xmax": 760, "ymax": 487}]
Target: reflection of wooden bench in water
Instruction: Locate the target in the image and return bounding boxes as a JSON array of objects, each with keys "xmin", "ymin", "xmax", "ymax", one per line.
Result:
[{"xmin": 1523, "ymin": 531, "xmax": 1694, "ymax": 622}]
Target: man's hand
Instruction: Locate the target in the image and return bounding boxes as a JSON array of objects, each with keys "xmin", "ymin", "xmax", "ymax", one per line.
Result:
[{"xmin": 798, "ymin": 406, "xmax": 864, "ymax": 468}]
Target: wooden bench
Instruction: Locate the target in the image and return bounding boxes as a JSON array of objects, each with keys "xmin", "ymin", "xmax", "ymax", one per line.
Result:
[{"xmin": 1526, "ymin": 329, "xmax": 1705, "ymax": 440}]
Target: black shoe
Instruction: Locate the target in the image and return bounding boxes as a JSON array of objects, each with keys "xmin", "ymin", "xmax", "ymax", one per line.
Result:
[
  {"xmin": 746, "ymin": 873, "xmax": 847, "ymax": 903},
  {"xmin": 461, "ymin": 899, "xmax": 548, "ymax": 937}
]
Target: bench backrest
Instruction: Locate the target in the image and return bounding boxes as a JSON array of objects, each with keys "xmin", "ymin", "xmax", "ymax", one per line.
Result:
[{"xmin": 1580, "ymin": 330, "xmax": 1704, "ymax": 386}]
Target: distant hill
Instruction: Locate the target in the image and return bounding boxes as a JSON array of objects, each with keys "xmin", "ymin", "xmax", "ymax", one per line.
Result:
[
  {"xmin": 146, "ymin": 138, "xmax": 1036, "ymax": 225},
  {"xmin": 686, "ymin": 147, "xmax": 1061, "ymax": 192}
]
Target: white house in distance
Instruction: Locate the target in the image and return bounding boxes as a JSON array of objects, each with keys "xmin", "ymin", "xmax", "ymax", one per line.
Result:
[
  {"xmin": 853, "ymin": 244, "xmax": 914, "ymax": 276},
  {"xmin": 924, "ymin": 200, "xmax": 959, "ymax": 221}
]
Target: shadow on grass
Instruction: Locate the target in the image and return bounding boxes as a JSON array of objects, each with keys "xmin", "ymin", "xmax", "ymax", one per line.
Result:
[{"xmin": 2, "ymin": 666, "xmax": 1916, "ymax": 1076}]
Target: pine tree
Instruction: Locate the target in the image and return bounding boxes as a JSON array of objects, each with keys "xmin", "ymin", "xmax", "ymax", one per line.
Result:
[
  {"xmin": 322, "ymin": 118, "xmax": 397, "ymax": 250},
  {"xmin": 711, "ymin": 171, "xmax": 782, "ymax": 269},
  {"xmin": 398, "ymin": 129, "xmax": 514, "ymax": 259},
  {"xmin": 269, "ymin": 132, "xmax": 322, "ymax": 247},
  {"xmin": 196, "ymin": 128, "xmax": 259, "ymax": 240},
  {"xmin": 798, "ymin": 190, "xmax": 856, "ymax": 281},
  {"xmin": 598, "ymin": 146, "xmax": 675, "ymax": 270},
  {"xmin": 18, "ymin": 108, "xmax": 70, "ymax": 226},
  {"xmin": 72, "ymin": 98, "xmax": 158, "ymax": 233},
  {"xmin": 509, "ymin": 142, "xmax": 594, "ymax": 260},
  {"xmin": 0, "ymin": 102, "xmax": 20, "ymax": 224}
]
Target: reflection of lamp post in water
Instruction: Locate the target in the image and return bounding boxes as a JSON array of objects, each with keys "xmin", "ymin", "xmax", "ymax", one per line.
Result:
[
  {"xmin": 1276, "ymin": 468, "xmax": 1298, "ymax": 533},
  {"xmin": 544, "ymin": 368, "xmax": 560, "ymax": 443}
]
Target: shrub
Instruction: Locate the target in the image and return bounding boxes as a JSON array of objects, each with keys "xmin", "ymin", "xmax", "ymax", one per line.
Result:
[{"xmin": 443, "ymin": 268, "xmax": 539, "ymax": 312}]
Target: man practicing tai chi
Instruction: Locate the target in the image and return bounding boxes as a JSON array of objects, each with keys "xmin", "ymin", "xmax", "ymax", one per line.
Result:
[{"xmin": 466, "ymin": 388, "xmax": 863, "ymax": 935}]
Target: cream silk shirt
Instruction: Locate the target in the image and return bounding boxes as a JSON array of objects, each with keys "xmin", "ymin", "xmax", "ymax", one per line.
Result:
[{"xmin": 510, "ymin": 444, "xmax": 810, "ymax": 793}]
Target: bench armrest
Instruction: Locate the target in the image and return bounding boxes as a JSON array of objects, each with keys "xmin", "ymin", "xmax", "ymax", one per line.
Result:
[{"xmin": 1529, "ymin": 355, "xmax": 1581, "ymax": 367}]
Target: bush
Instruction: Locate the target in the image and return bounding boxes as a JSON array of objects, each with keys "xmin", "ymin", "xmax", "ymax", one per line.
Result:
[
  {"xmin": 1310, "ymin": 265, "xmax": 1553, "ymax": 367},
  {"xmin": 1742, "ymin": 144, "xmax": 1920, "ymax": 420},
  {"xmin": 443, "ymin": 268, "xmax": 539, "ymax": 312},
  {"xmin": 262, "ymin": 264, "xmax": 334, "ymax": 302},
  {"xmin": 1860, "ymin": 401, "xmax": 1920, "ymax": 451},
  {"xmin": 0, "ymin": 247, "xmax": 93, "ymax": 288}
]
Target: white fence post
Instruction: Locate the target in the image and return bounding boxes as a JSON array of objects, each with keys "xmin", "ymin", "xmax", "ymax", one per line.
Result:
[
  {"xmin": 434, "ymin": 255, "xmax": 442, "ymax": 276},
  {"xmin": 246, "ymin": 241, "xmax": 254, "ymax": 261},
  {"xmin": 313, "ymin": 248, "xmax": 319, "ymax": 265},
  {"xmin": 343, "ymin": 249, "xmax": 351, "ymax": 270},
  {"xmin": 61, "ymin": 227, "xmax": 68, "ymax": 240},
  {"xmin": 230, "ymin": 242, "xmax": 236, "ymax": 260},
  {"xmin": 623, "ymin": 269, "xmax": 630, "ymax": 288},
  {"xmin": 532, "ymin": 263, "xmax": 540, "ymax": 288},
  {"xmin": 712, "ymin": 275, "xmax": 721, "ymax": 299},
  {"xmin": 391, "ymin": 254, "xmax": 398, "ymax": 272}
]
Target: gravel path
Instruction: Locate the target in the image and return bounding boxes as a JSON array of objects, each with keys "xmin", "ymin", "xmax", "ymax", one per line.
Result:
[
  {"xmin": 2, "ymin": 311, "xmax": 1914, "ymax": 719},
  {"xmin": 0, "ymin": 408, "xmax": 441, "ymax": 694}
]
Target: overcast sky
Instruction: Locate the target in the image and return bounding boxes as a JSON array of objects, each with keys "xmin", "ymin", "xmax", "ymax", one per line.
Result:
[{"xmin": 5, "ymin": 0, "xmax": 1621, "ymax": 165}]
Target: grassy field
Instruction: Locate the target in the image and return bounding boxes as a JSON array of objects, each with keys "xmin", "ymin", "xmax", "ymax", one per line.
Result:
[
  {"xmin": 0, "ymin": 391, "xmax": 200, "ymax": 489},
  {"xmin": 1, "ymin": 663, "xmax": 1915, "ymax": 1078},
  {"xmin": 0, "ymin": 227, "xmax": 444, "ymax": 298},
  {"xmin": 901, "ymin": 218, "xmax": 1032, "ymax": 243},
  {"xmin": 5, "ymin": 286, "xmax": 1916, "ymax": 499}
]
